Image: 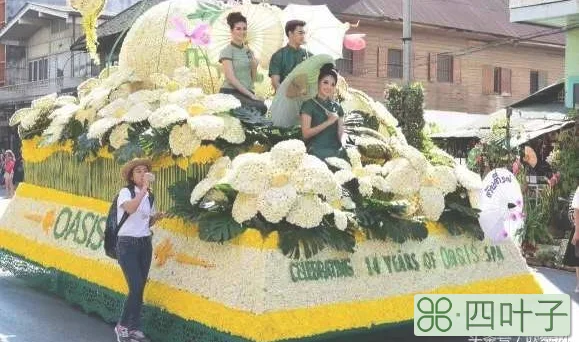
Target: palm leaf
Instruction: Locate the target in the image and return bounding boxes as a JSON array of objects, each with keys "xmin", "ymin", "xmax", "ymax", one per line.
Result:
[
  {"xmin": 198, "ymin": 212, "xmax": 246, "ymax": 242},
  {"xmin": 168, "ymin": 178, "xmax": 201, "ymax": 222}
]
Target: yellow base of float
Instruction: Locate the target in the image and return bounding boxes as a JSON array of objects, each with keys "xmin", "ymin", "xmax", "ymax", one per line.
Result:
[{"xmin": 0, "ymin": 183, "xmax": 541, "ymax": 342}]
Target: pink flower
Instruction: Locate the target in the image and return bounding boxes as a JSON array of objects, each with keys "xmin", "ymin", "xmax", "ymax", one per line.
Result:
[
  {"xmin": 510, "ymin": 213, "xmax": 518, "ymax": 221},
  {"xmin": 344, "ymin": 34, "xmax": 366, "ymax": 51},
  {"xmin": 512, "ymin": 160, "xmax": 520, "ymax": 175},
  {"xmin": 167, "ymin": 16, "xmax": 211, "ymax": 47}
]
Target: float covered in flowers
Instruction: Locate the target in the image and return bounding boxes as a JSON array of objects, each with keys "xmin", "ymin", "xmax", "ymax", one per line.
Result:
[{"xmin": 0, "ymin": 1, "xmax": 541, "ymax": 341}]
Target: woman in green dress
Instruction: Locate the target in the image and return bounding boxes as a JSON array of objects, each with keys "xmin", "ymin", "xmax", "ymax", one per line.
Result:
[
  {"xmin": 218, "ymin": 12, "xmax": 267, "ymax": 114},
  {"xmin": 300, "ymin": 63, "xmax": 346, "ymax": 160}
]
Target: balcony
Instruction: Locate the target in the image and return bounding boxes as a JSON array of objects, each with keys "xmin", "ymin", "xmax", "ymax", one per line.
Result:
[
  {"xmin": 510, "ymin": 0, "xmax": 579, "ymax": 26},
  {"xmin": 0, "ymin": 76, "xmax": 88, "ymax": 104}
]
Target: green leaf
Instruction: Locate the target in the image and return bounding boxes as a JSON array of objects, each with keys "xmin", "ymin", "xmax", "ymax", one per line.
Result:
[
  {"xmin": 198, "ymin": 212, "xmax": 246, "ymax": 242},
  {"xmin": 168, "ymin": 178, "xmax": 201, "ymax": 222},
  {"xmin": 113, "ymin": 141, "xmax": 145, "ymax": 165},
  {"xmin": 73, "ymin": 133, "xmax": 100, "ymax": 162},
  {"xmin": 277, "ymin": 222, "xmax": 355, "ymax": 259},
  {"xmin": 187, "ymin": 2, "xmax": 224, "ymax": 24},
  {"xmin": 139, "ymin": 128, "xmax": 170, "ymax": 157},
  {"xmin": 231, "ymin": 107, "xmax": 272, "ymax": 126}
]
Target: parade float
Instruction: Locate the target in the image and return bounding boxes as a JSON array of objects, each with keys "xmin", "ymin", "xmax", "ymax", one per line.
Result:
[{"xmin": 0, "ymin": 1, "xmax": 541, "ymax": 341}]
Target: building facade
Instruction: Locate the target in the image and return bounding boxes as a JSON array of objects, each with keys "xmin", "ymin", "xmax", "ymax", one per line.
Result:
[
  {"xmin": 0, "ymin": 3, "xmax": 116, "ymax": 151},
  {"xmin": 337, "ymin": 20, "xmax": 564, "ymax": 114},
  {"xmin": 510, "ymin": 0, "xmax": 579, "ymax": 109}
]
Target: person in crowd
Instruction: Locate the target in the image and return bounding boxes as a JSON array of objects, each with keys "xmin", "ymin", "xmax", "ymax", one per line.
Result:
[
  {"xmin": 299, "ymin": 63, "xmax": 346, "ymax": 160},
  {"xmin": 269, "ymin": 20, "xmax": 309, "ymax": 91},
  {"xmin": 0, "ymin": 152, "xmax": 5, "ymax": 190},
  {"xmin": 114, "ymin": 158, "xmax": 164, "ymax": 342},
  {"xmin": 563, "ymin": 184, "xmax": 579, "ymax": 293},
  {"xmin": 3, "ymin": 150, "xmax": 16, "ymax": 197},
  {"xmin": 219, "ymin": 12, "xmax": 267, "ymax": 114}
]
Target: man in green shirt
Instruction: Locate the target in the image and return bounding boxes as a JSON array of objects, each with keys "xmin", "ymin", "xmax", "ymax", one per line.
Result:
[{"xmin": 269, "ymin": 20, "xmax": 310, "ymax": 91}]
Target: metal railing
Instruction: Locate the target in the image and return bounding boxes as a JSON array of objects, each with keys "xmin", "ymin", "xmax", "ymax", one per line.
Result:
[{"xmin": 0, "ymin": 77, "xmax": 88, "ymax": 102}]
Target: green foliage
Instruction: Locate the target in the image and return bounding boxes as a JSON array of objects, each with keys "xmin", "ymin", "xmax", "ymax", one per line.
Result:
[
  {"xmin": 72, "ymin": 133, "xmax": 100, "ymax": 162},
  {"xmin": 385, "ymin": 83, "xmax": 425, "ymax": 150},
  {"xmin": 139, "ymin": 127, "xmax": 171, "ymax": 158},
  {"xmin": 439, "ymin": 190, "xmax": 484, "ymax": 239},
  {"xmin": 551, "ymin": 127, "xmax": 579, "ymax": 197},
  {"xmin": 186, "ymin": 1, "xmax": 224, "ymax": 24},
  {"xmin": 521, "ymin": 190, "xmax": 554, "ymax": 245},
  {"xmin": 421, "ymin": 133, "xmax": 455, "ymax": 167},
  {"xmin": 277, "ymin": 221, "xmax": 356, "ymax": 259},
  {"xmin": 198, "ymin": 212, "xmax": 246, "ymax": 243},
  {"xmin": 113, "ymin": 141, "xmax": 145, "ymax": 165},
  {"xmin": 167, "ymin": 178, "xmax": 202, "ymax": 222}
]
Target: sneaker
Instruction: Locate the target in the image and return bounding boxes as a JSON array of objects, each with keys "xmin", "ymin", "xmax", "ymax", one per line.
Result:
[
  {"xmin": 115, "ymin": 324, "xmax": 132, "ymax": 342},
  {"xmin": 129, "ymin": 330, "xmax": 151, "ymax": 342}
]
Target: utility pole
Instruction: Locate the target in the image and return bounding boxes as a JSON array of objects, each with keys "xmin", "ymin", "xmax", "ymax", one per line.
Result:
[
  {"xmin": 402, "ymin": 0, "xmax": 412, "ymax": 84},
  {"xmin": 506, "ymin": 106, "xmax": 512, "ymax": 162}
]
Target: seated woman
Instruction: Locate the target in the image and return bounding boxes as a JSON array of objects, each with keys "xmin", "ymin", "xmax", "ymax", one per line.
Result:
[
  {"xmin": 300, "ymin": 63, "xmax": 346, "ymax": 160},
  {"xmin": 219, "ymin": 12, "xmax": 267, "ymax": 115}
]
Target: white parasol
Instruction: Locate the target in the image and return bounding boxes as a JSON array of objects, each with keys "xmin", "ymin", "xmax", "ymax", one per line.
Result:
[
  {"xmin": 478, "ymin": 168, "xmax": 525, "ymax": 244},
  {"xmin": 282, "ymin": 4, "xmax": 349, "ymax": 60},
  {"xmin": 207, "ymin": 2, "xmax": 284, "ymax": 69}
]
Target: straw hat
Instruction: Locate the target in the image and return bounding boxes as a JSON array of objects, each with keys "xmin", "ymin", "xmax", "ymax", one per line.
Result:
[{"xmin": 121, "ymin": 158, "xmax": 152, "ymax": 182}]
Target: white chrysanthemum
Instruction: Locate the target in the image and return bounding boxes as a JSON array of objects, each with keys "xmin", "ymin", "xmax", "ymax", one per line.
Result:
[
  {"xmin": 232, "ymin": 193, "xmax": 258, "ymax": 223},
  {"xmin": 148, "ymin": 105, "xmax": 188, "ymax": 128},
  {"xmin": 468, "ymin": 190, "xmax": 480, "ymax": 209},
  {"xmin": 188, "ymin": 115, "xmax": 225, "ymax": 141},
  {"xmin": 327, "ymin": 148, "xmax": 385, "ymax": 198},
  {"xmin": 341, "ymin": 196, "xmax": 356, "ymax": 210},
  {"xmin": 398, "ymin": 145, "xmax": 430, "ymax": 172},
  {"xmin": 128, "ymin": 89, "xmax": 164, "ymax": 105},
  {"xmin": 190, "ymin": 157, "xmax": 231, "ymax": 205},
  {"xmin": 87, "ymin": 117, "xmax": 121, "ymax": 139},
  {"xmin": 75, "ymin": 107, "xmax": 97, "ymax": 124},
  {"xmin": 422, "ymin": 165, "xmax": 457, "ymax": 195},
  {"xmin": 42, "ymin": 105, "xmax": 79, "ymax": 145},
  {"xmin": 383, "ymin": 158, "xmax": 420, "ymax": 196},
  {"xmin": 98, "ymin": 98, "xmax": 130, "ymax": 118},
  {"xmin": 20, "ymin": 108, "xmax": 45, "ymax": 130},
  {"xmin": 124, "ymin": 102, "xmax": 153, "ymax": 123},
  {"xmin": 150, "ymin": 73, "xmax": 172, "ymax": 89},
  {"xmin": 334, "ymin": 209, "xmax": 348, "ymax": 231},
  {"xmin": 169, "ymin": 124, "xmax": 201, "ymax": 156},
  {"xmin": 172, "ymin": 66, "xmax": 196, "ymax": 88},
  {"xmin": 228, "ymin": 153, "xmax": 272, "ymax": 195},
  {"xmin": 219, "ymin": 115, "xmax": 245, "ymax": 144},
  {"xmin": 419, "ymin": 187, "xmax": 445, "ymax": 221},
  {"xmin": 10, "ymin": 108, "xmax": 38, "ymax": 127},
  {"xmin": 286, "ymin": 195, "xmax": 326, "ymax": 229},
  {"xmin": 271, "ymin": 139, "xmax": 306, "ymax": 171},
  {"xmin": 55, "ymin": 95, "xmax": 78, "ymax": 107},
  {"xmin": 48, "ymin": 103, "xmax": 79, "ymax": 121},
  {"xmin": 109, "ymin": 84, "xmax": 132, "ymax": 102},
  {"xmin": 370, "ymin": 99, "xmax": 399, "ymax": 127},
  {"xmin": 293, "ymin": 155, "xmax": 340, "ymax": 201},
  {"xmin": 77, "ymin": 78, "xmax": 101, "ymax": 99},
  {"xmin": 81, "ymin": 87, "xmax": 111, "ymax": 110},
  {"xmin": 160, "ymin": 88, "xmax": 205, "ymax": 107},
  {"xmin": 454, "ymin": 165, "xmax": 483, "ymax": 190},
  {"xmin": 257, "ymin": 185, "xmax": 298, "ymax": 223},
  {"xmin": 201, "ymin": 93, "xmax": 241, "ymax": 114},
  {"xmin": 101, "ymin": 67, "xmax": 139, "ymax": 89},
  {"xmin": 31, "ymin": 93, "xmax": 57, "ymax": 111},
  {"xmin": 109, "ymin": 123, "xmax": 130, "ymax": 149}
]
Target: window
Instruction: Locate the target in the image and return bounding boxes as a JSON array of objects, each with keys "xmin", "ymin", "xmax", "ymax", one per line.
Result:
[
  {"xmin": 28, "ymin": 57, "xmax": 49, "ymax": 82},
  {"xmin": 530, "ymin": 70, "xmax": 539, "ymax": 94},
  {"xmin": 482, "ymin": 65, "xmax": 511, "ymax": 95},
  {"xmin": 336, "ymin": 48, "xmax": 353, "ymax": 75},
  {"xmin": 387, "ymin": 49, "xmax": 403, "ymax": 79},
  {"xmin": 437, "ymin": 54, "xmax": 453, "ymax": 83},
  {"xmin": 51, "ymin": 20, "xmax": 68, "ymax": 34}
]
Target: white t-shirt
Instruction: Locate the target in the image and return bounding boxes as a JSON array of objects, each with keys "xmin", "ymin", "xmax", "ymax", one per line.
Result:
[
  {"xmin": 116, "ymin": 187, "xmax": 155, "ymax": 237},
  {"xmin": 573, "ymin": 186, "xmax": 579, "ymax": 210}
]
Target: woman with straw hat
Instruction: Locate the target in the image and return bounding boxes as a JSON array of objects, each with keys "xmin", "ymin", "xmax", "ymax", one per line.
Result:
[
  {"xmin": 3, "ymin": 150, "xmax": 16, "ymax": 198},
  {"xmin": 115, "ymin": 158, "xmax": 164, "ymax": 342}
]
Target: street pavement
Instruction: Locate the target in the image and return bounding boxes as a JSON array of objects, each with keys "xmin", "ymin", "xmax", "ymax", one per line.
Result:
[{"xmin": 0, "ymin": 189, "xmax": 577, "ymax": 342}]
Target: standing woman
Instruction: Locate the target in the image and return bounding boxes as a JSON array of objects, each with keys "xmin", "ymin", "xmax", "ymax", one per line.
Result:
[
  {"xmin": 563, "ymin": 184, "xmax": 579, "ymax": 293},
  {"xmin": 299, "ymin": 63, "xmax": 346, "ymax": 160},
  {"xmin": 3, "ymin": 150, "xmax": 15, "ymax": 197},
  {"xmin": 114, "ymin": 158, "xmax": 164, "ymax": 342},
  {"xmin": 219, "ymin": 11, "xmax": 267, "ymax": 114}
]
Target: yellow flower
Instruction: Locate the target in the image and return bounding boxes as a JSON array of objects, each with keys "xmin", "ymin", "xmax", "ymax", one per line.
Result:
[
  {"xmin": 97, "ymin": 146, "xmax": 113, "ymax": 159},
  {"xmin": 152, "ymin": 154, "xmax": 176, "ymax": 171},
  {"xmin": 189, "ymin": 145, "xmax": 223, "ymax": 165},
  {"xmin": 176, "ymin": 157, "xmax": 190, "ymax": 170}
]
